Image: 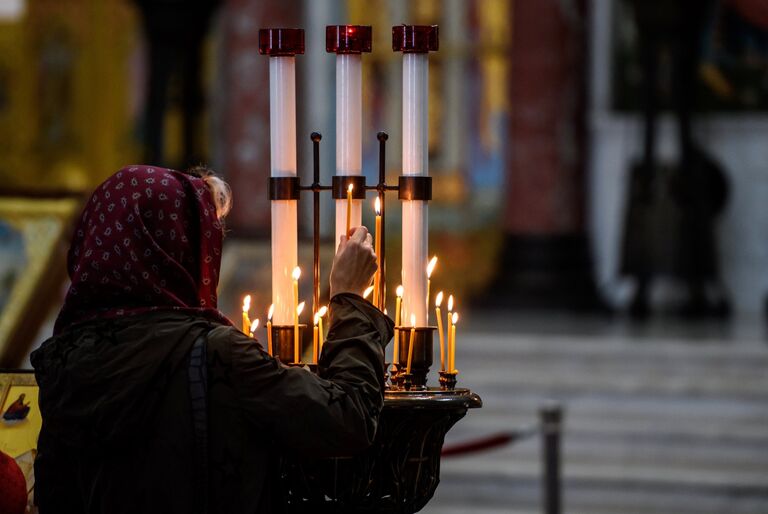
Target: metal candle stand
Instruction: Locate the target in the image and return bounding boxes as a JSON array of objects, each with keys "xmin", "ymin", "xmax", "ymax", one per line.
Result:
[{"xmin": 261, "ymin": 25, "xmax": 481, "ymax": 513}]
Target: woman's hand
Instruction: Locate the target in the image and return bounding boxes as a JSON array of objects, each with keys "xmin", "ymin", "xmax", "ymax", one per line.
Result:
[{"xmin": 329, "ymin": 227, "xmax": 377, "ymax": 299}]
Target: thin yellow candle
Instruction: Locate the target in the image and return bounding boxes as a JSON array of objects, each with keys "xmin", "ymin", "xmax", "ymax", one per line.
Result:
[
  {"xmin": 292, "ymin": 267, "xmax": 301, "ymax": 362},
  {"xmin": 394, "ymin": 285, "xmax": 403, "ymax": 365},
  {"xmin": 266, "ymin": 304, "xmax": 274, "ymax": 356},
  {"xmin": 450, "ymin": 312, "xmax": 458, "ymax": 372},
  {"xmin": 241, "ymin": 295, "xmax": 252, "ymax": 334},
  {"xmin": 406, "ymin": 314, "xmax": 417, "ymax": 375},
  {"xmin": 346, "ymin": 183, "xmax": 354, "ymax": 236},
  {"xmin": 426, "ymin": 256, "xmax": 437, "ymax": 321},
  {"xmin": 313, "ymin": 312, "xmax": 320, "ymax": 364},
  {"xmin": 373, "ymin": 197, "xmax": 382, "ymax": 308},
  {"xmin": 435, "ymin": 291, "xmax": 445, "ymax": 371},
  {"xmin": 447, "ymin": 294, "xmax": 454, "ymax": 370},
  {"xmin": 295, "ymin": 301, "xmax": 305, "ymax": 363},
  {"xmin": 317, "ymin": 305, "xmax": 327, "ymax": 353},
  {"xmin": 249, "ymin": 318, "xmax": 259, "ymax": 338}
]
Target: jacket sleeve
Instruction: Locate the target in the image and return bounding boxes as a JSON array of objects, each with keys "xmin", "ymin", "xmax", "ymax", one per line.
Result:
[{"xmin": 221, "ymin": 293, "xmax": 394, "ymax": 458}]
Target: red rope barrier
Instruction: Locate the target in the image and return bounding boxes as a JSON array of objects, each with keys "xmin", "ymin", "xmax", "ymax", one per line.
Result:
[{"xmin": 441, "ymin": 431, "xmax": 527, "ymax": 457}]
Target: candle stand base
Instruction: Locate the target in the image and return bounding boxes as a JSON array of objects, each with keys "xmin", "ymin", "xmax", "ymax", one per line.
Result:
[
  {"xmin": 272, "ymin": 325, "xmax": 307, "ymax": 365},
  {"xmin": 394, "ymin": 326, "xmax": 435, "ymax": 391},
  {"xmin": 438, "ymin": 371, "xmax": 458, "ymax": 391},
  {"xmin": 278, "ymin": 387, "xmax": 482, "ymax": 514}
]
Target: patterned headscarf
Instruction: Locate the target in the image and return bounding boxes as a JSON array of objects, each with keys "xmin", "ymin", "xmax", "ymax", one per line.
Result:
[{"xmin": 54, "ymin": 165, "xmax": 232, "ymax": 334}]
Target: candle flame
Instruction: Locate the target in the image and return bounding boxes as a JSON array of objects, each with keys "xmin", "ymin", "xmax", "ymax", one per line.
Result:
[
  {"xmin": 268, "ymin": 304, "xmax": 274, "ymax": 321},
  {"xmin": 427, "ymin": 255, "xmax": 438, "ymax": 277},
  {"xmin": 250, "ymin": 319, "xmax": 259, "ymax": 333},
  {"xmin": 292, "ymin": 266, "xmax": 301, "ymax": 281},
  {"xmin": 363, "ymin": 285, "xmax": 374, "ymax": 299},
  {"xmin": 384, "ymin": 308, "xmax": 388, "ymax": 315},
  {"xmin": 452, "ymin": 312, "xmax": 459, "ymax": 324},
  {"xmin": 317, "ymin": 305, "xmax": 328, "ymax": 317},
  {"xmin": 396, "ymin": 285, "xmax": 404, "ymax": 298},
  {"xmin": 410, "ymin": 313, "xmax": 416, "ymax": 327},
  {"xmin": 435, "ymin": 291, "xmax": 444, "ymax": 307},
  {"xmin": 374, "ymin": 196, "xmax": 381, "ymax": 215},
  {"xmin": 347, "ymin": 183, "xmax": 354, "ymax": 193},
  {"xmin": 242, "ymin": 295, "xmax": 251, "ymax": 313},
  {"xmin": 297, "ymin": 301, "xmax": 305, "ymax": 316},
  {"xmin": 447, "ymin": 294, "xmax": 454, "ymax": 312},
  {"xmin": 314, "ymin": 312, "xmax": 320, "ymax": 326}
]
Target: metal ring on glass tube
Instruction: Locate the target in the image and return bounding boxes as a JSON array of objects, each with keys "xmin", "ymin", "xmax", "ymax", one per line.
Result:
[
  {"xmin": 326, "ymin": 25, "xmax": 373, "ymax": 54},
  {"xmin": 332, "ymin": 175, "xmax": 367, "ymax": 199},
  {"xmin": 269, "ymin": 177, "xmax": 301, "ymax": 200},
  {"xmin": 397, "ymin": 176, "xmax": 432, "ymax": 201},
  {"xmin": 392, "ymin": 25, "xmax": 439, "ymax": 53},
  {"xmin": 258, "ymin": 28, "xmax": 305, "ymax": 56}
]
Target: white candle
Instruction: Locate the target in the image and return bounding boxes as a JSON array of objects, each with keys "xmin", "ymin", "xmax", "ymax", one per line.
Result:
[
  {"xmin": 269, "ymin": 55, "xmax": 299, "ymax": 325},
  {"xmin": 335, "ymin": 53, "xmax": 363, "ymax": 246},
  {"xmin": 401, "ymin": 52, "xmax": 430, "ymax": 326}
]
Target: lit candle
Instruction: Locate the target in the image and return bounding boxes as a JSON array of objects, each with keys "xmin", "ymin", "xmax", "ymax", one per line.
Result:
[
  {"xmin": 249, "ymin": 318, "xmax": 260, "ymax": 338},
  {"xmin": 317, "ymin": 305, "xmax": 327, "ymax": 354},
  {"xmin": 292, "ymin": 267, "xmax": 301, "ymax": 361},
  {"xmin": 346, "ymin": 184, "xmax": 354, "ymax": 237},
  {"xmin": 450, "ymin": 312, "xmax": 458, "ymax": 372},
  {"xmin": 435, "ymin": 291, "xmax": 445, "ymax": 371},
  {"xmin": 394, "ymin": 285, "xmax": 403, "ymax": 365},
  {"xmin": 313, "ymin": 312, "xmax": 320, "ymax": 363},
  {"xmin": 242, "ymin": 295, "xmax": 252, "ymax": 334},
  {"xmin": 373, "ymin": 197, "xmax": 382, "ymax": 308},
  {"xmin": 295, "ymin": 301, "xmax": 305, "ymax": 363},
  {"xmin": 267, "ymin": 304, "xmax": 274, "ymax": 355},
  {"xmin": 426, "ymin": 256, "xmax": 437, "ymax": 321},
  {"xmin": 363, "ymin": 284, "xmax": 374, "ymax": 300},
  {"xmin": 406, "ymin": 314, "xmax": 417, "ymax": 375}
]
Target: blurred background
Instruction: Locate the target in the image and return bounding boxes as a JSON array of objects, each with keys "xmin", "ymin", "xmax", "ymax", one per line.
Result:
[{"xmin": 0, "ymin": 0, "xmax": 767, "ymax": 512}]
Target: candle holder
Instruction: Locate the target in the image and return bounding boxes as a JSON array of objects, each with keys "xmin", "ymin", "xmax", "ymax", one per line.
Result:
[
  {"xmin": 438, "ymin": 370, "xmax": 458, "ymax": 391},
  {"xmin": 271, "ymin": 324, "xmax": 308, "ymax": 364},
  {"xmin": 392, "ymin": 326, "xmax": 435, "ymax": 390}
]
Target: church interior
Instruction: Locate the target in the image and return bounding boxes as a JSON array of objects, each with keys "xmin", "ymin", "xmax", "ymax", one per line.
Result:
[{"xmin": 0, "ymin": 0, "xmax": 767, "ymax": 513}]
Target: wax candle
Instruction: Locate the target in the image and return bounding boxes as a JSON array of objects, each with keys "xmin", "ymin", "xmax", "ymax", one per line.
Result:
[
  {"xmin": 345, "ymin": 184, "xmax": 354, "ymax": 237},
  {"xmin": 295, "ymin": 301, "xmax": 305, "ymax": 363},
  {"xmin": 435, "ymin": 291, "xmax": 445, "ymax": 371},
  {"xmin": 450, "ymin": 312, "xmax": 458, "ymax": 372},
  {"xmin": 394, "ymin": 285, "xmax": 403, "ymax": 365},
  {"xmin": 374, "ymin": 197, "xmax": 382, "ymax": 308},
  {"xmin": 267, "ymin": 304, "xmax": 274, "ymax": 356},
  {"xmin": 242, "ymin": 295, "xmax": 252, "ymax": 334},
  {"xmin": 292, "ymin": 267, "xmax": 301, "ymax": 361},
  {"xmin": 406, "ymin": 314, "xmax": 416, "ymax": 375},
  {"xmin": 317, "ymin": 305, "xmax": 327, "ymax": 353},
  {"xmin": 426, "ymin": 256, "xmax": 437, "ymax": 321},
  {"xmin": 249, "ymin": 319, "xmax": 259, "ymax": 338},
  {"xmin": 313, "ymin": 312, "xmax": 320, "ymax": 363}
]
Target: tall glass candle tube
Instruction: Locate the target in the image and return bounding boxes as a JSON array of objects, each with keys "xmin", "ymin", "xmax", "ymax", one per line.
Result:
[
  {"xmin": 327, "ymin": 25, "xmax": 372, "ymax": 245},
  {"xmin": 259, "ymin": 28, "xmax": 305, "ymax": 325},
  {"xmin": 393, "ymin": 25, "xmax": 439, "ymax": 326}
]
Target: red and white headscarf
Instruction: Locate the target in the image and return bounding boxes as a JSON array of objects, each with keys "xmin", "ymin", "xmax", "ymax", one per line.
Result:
[{"xmin": 54, "ymin": 165, "xmax": 232, "ymax": 334}]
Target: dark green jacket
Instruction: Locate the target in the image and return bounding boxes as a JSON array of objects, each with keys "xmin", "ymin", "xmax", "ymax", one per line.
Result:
[{"xmin": 31, "ymin": 293, "xmax": 393, "ymax": 514}]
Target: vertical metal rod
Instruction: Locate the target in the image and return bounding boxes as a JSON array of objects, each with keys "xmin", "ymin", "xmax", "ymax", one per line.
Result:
[
  {"xmin": 377, "ymin": 132, "xmax": 388, "ymax": 311},
  {"xmin": 540, "ymin": 402, "xmax": 563, "ymax": 514},
  {"xmin": 311, "ymin": 132, "xmax": 322, "ymax": 318}
]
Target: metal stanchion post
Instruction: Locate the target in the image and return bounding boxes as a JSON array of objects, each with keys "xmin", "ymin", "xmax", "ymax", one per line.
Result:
[{"xmin": 540, "ymin": 402, "xmax": 564, "ymax": 514}]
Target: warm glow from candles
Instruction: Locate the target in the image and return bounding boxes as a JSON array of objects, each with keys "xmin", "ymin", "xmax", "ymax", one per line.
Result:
[
  {"xmin": 292, "ymin": 267, "xmax": 301, "ymax": 281},
  {"xmin": 268, "ymin": 304, "xmax": 275, "ymax": 321},
  {"xmin": 375, "ymin": 196, "xmax": 381, "ymax": 215},
  {"xmin": 317, "ymin": 305, "xmax": 327, "ymax": 317},
  {"xmin": 396, "ymin": 285, "xmax": 404, "ymax": 298},
  {"xmin": 297, "ymin": 301, "xmax": 305, "ymax": 316},
  {"xmin": 242, "ymin": 295, "xmax": 252, "ymax": 334},
  {"xmin": 447, "ymin": 294, "xmax": 454, "ymax": 312},
  {"xmin": 435, "ymin": 291, "xmax": 443, "ymax": 307},
  {"xmin": 249, "ymin": 319, "xmax": 259, "ymax": 338},
  {"xmin": 363, "ymin": 285, "xmax": 374, "ymax": 299},
  {"xmin": 242, "ymin": 295, "xmax": 252, "ymax": 313},
  {"xmin": 427, "ymin": 255, "xmax": 437, "ymax": 278}
]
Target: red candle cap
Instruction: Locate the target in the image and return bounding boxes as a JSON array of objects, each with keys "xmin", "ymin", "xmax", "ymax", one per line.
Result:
[
  {"xmin": 392, "ymin": 25, "xmax": 439, "ymax": 53},
  {"xmin": 326, "ymin": 25, "xmax": 373, "ymax": 54},
  {"xmin": 258, "ymin": 28, "xmax": 305, "ymax": 56}
]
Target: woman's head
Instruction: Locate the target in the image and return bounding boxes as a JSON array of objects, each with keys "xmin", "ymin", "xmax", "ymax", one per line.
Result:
[{"xmin": 54, "ymin": 165, "xmax": 233, "ymax": 334}]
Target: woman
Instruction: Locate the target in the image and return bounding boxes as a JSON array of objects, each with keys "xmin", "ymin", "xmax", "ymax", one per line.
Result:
[{"xmin": 31, "ymin": 165, "xmax": 392, "ymax": 513}]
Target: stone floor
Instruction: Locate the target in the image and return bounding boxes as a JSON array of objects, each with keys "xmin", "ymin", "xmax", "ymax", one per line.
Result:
[{"xmin": 421, "ymin": 313, "xmax": 768, "ymax": 514}]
